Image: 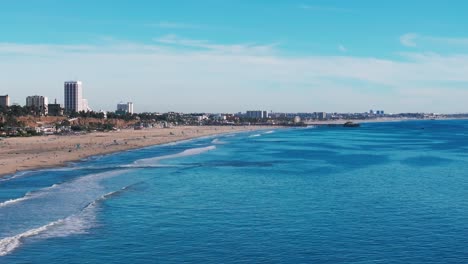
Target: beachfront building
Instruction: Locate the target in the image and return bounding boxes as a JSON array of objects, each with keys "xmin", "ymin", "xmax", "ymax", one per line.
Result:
[
  {"xmin": 316, "ymin": 112, "xmax": 327, "ymax": 120},
  {"xmin": 64, "ymin": 81, "xmax": 83, "ymax": 113},
  {"xmin": 64, "ymin": 81, "xmax": 90, "ymax": 113},
  {"xmin": 26, "ymin": 95, "xmax": 49, "ymax": 115},
  {"xmin": 116, "ymin": 102, "xmax": 134, "ymax": 114},
  {"xmin": 0, "ymin": 95, "xmax": 10, "ymax": 108},
  {"xmin": 48, "ymin": 99, "xmax": 64, "ymax": 116},
  {"xmin": 82, "ymin": 99, "xmax": 92, "ymax": 112},
  {"xmin": 246, "ymin": 110, "xmax": 268, "ymax": 119}
]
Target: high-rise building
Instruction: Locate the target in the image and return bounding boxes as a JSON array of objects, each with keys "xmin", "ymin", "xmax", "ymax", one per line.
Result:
[
  {"xmin": 127, "ymin": 102, "xmax": 134, "ymax": 114},
  {"xmin": 0, "ymin": 95, "xmax": 10, "ymax": 108},
  {"xmin": 116, "ymin": 102, "xmax": 134, "ymax": 114},
  {"xmin": 26, "ymin": 95, "xmax": 49, "ymax": 115},
  {"xmin": 64, "ymin": 81, "xmax": 83, "ymax": 113}
]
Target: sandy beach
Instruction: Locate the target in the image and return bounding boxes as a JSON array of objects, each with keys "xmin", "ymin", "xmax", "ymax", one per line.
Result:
[{"xmin": 0, "ymin": 126, "xmax": 275, "ymax": 177}]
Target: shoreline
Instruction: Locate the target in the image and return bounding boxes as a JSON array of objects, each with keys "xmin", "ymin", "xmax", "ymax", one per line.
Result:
[
  {"xmin": 0, "ymin": 125, "xmax": 278, "ymax": 178},
  {"xmin": 304, "ymin": 117, "xmax": 468, "ymax": 125}
]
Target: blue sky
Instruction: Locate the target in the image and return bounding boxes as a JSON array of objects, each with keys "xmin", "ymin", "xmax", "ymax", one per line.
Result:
[{"xmin": 1, "ymin": 0, "xmax": 468, "ymax": 113}]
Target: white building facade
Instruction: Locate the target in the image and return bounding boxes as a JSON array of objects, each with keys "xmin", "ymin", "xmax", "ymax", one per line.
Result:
[{"xmin": 26, "ymin": 95, "xmax": 49, "ymax": 115}]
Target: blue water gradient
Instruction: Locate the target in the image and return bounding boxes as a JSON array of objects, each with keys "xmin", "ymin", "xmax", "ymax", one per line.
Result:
[{"xmin": 1, "ymin": 120, "xmax": 468, "ymax": 263}]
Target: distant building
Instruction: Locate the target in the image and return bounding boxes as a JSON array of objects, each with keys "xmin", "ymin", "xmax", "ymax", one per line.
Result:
[
  {"xmin": 26, "ymin": 95, "xmax": 49, "ymax": 115},
  {"xmin": 376, "ymin": 110, "xmax": 385, "ymax": 115},
  {"xmin": 212, "ymin": 114, "xmax": 227, "ymax": 121},
  {"xmin": 0, "ymin": 95, "xmax": 10, "ymax": 108},
  {"xmin": 64, "ymin": 81, "xmax": 83, "ymax": 113},
  {"xmin": 246, "ymin": 110, "xmax": 267, "ymax": 119},
  {"xmin": 116, "ymin": 102, "xmax": 134, "ymax": 114},
  {"xmin": 82, "ymin": 99, "xmax": 88, "ymax": 111},
  {"xmin": 369, "ymin": 109, "xmax": 374, "ymax": 114},
  {"xmin": 48, "ymin": 99, "xmax": 63, "ymax": 116},
  {"xmin": 316, "ymin": 112, "xmax": 327, "ymax": 120}
]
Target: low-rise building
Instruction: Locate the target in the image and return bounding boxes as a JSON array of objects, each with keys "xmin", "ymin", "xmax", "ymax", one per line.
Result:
[
  {"xmin": 48, "ymin": 100, "xmax": 64, "ymax": 116},
  {"xmin": 246, "ymin": 110, "xmax": 268, "ymax": 119}
]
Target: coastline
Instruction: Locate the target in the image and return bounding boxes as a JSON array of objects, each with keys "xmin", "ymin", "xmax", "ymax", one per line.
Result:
[
  {"xmin": 304, "ymin": 117, "xmax": 468, "ymax": 125},
  {"xmin": 0, "ymin": 125, "xmax": 278, "ymax": 178}
]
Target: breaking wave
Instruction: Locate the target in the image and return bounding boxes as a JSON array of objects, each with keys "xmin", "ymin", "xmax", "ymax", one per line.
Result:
[
  {"xmin": 211, "ymin": 138, "xmax": 227, "ymax": 144},
  {"xmin": 134, "ymin": 146, "xmax": 216, "ymax": 166},
  {"xmin": 0, "ymin": 182, "xmax": 134, "ymax": 257},
  {"xmin": 0, "ymin": 184, "xmax": 60, "ymax": 208}
]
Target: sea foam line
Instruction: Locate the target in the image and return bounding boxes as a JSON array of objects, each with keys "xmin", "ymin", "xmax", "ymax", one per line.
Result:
[
  {"xmin": 211, "ymin": 138, "xmax": 227, "ymax": 144},
  {"xmin": 0, "ymin": 181, "xmax": 135, "ymax": 257},
  {"xmin": 0, "ymin": 169, "xmax": 128, "ymax": 210},
  {"xmin": 134, "ymin": 145, "xmax": 216, "ymax": 166},
  {"xmin": 0, "ymin": 184, "xmax": 60, "ymax": 208}
]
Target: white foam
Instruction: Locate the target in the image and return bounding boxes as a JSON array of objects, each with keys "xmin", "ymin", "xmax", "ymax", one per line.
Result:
[
  {"xmin": 0, "ymin": 183, "xmax": 60, "ymax": 208},
  {"xmin": 249, "ymin": 134, "xmax": 261, "ymax": 138},
  {"xmin": 211, "ymin": 138, "xmax": 226, "ymax": 144},
  {"xmin": 134, "ymin": 146, "xmax": 216, "ymax": 165},
  {"xmin": 263, "ymin": 130, "xmax": 275, "ymax": 134},
  {"xmin": 0, "ymin": 180, "xmax": 134, "ymax": 257},
  {"xmin": 0, "ymin": 171, "xmax": 30, "ymax": 183},
  {"xmin": 0, "ymin": 208, "xmax": 93, "ymax": 256}
]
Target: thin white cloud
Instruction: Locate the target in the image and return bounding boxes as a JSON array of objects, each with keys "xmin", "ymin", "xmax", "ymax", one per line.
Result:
[
  {"xmin": 147, "ymin": 22, "xmax": 201, "ymax": 29},
  {"xmin": 400, "ymin": 33, "xmax": 468, "ymax": 48},
  {"xmin": 400, "ymin": 33, "xmax": 418, "ymax": 47},
  {"xmin": 338, "ymin": 44, "xmax": 347, "ymax": 52},
  {"xmin": 154, "ymin": 34, "xmax": 277, "ymax": 55}
]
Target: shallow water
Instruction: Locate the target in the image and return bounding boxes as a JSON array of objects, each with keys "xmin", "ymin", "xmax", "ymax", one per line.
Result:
[{"xmin": 1, "ymin": 120, "xmax": 468, "ymax": 263}]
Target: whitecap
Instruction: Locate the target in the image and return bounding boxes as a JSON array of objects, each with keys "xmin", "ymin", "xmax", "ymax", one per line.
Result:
[
  {"xmin": 0, "ymin": 206, "xmax": 94, "ymax": 257},
  {"xmin": 0, "ymin": 180, "xmax": 135, "ymax": 257},
  {"xmin": 0, "ymin": 183, "xmax": 59, "ymax": 208},
  {"xmin": 134, "ymin": 146, "xmax": 216, "ymax": 166},
  {"xmin": 211, "ymin": 138, "xmax": 227, "ymax": 144}
]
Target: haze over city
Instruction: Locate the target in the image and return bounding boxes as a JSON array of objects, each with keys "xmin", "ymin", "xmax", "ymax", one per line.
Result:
[{"xmin": 1, "ymin": 0, "xmax": 468, "ymax": 113}]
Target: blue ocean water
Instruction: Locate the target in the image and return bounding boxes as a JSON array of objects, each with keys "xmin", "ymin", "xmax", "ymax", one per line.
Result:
[{"xmin": 1, "ymin": 120, "xmax": 468, "ymax": 263}]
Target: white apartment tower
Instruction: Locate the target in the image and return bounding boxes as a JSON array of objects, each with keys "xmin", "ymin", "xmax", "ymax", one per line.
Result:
[
  {"xmin": 26, "ymin": 95, "xmax": 49, "ymax": 115},
  {"xmin": 64, "ymin": 81, "xmax": 83, "ymax": 112}
]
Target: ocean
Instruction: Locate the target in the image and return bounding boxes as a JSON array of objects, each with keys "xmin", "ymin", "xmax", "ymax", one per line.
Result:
[{"xmin": 1, "ymin": 120, "xmax": 468, "ymax": 263}]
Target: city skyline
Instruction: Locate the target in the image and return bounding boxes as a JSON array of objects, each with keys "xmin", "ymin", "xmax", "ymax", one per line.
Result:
[{"xmin": 1, "ymin": 1, "xmax": 468, "ymax": 113}]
